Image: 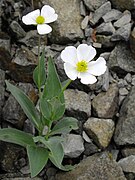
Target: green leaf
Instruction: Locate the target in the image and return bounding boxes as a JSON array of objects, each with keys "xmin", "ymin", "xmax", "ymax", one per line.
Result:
[
  {"xmin": 34, "ymin": 136, "xmax": 64, "ymax": 167},
  {"xmin": 27, "ymin": 145, "xmax": 49, "ymax": 178},
  {"xmin": 33, "ymin": 49, "xmax": 46, "ymax": 89},
  {"xmin": 49, "ymin": 117, "xmax": 78, "ymax": 136},
  {"xmin": 5, "ymin": 80, "xmax": 40, "ymax": 130},
  {"xmin": 43, "ymin": 57, "xmax": 64, "ymax": 103},
  {"xmin": 62, "ymin": 79, "xmax": 72, "ymax": 91},
  {"xmin": 40, "ymin": 96, "xmax": 65, "ymax": 121},
  {"xmin": 33, "ymin": 136, "xmax": 74, "ymax": 171},
  {"xmin": 0, "ymin": 128, "xmax": 35, "ymax": 147}
]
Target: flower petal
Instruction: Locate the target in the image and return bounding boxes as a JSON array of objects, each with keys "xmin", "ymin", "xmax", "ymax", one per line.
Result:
[
  {"xmin": 61, "ymin": 46, "xmax": 78, "ymax": 66},
  {"xmin": 88, "ymin": 57, "xmax": 107, "ymax": 76},
  {"xmin": 22, "ymin": 9, "xmax": 40, "ymax": 25},
  {"xmin": 41, "ymin": 5, "xmax": 58, "ymax": 23},
  {"xmin": 78, "ymin": 72, "xmax": 97, "ymax": 84},
  {"xmin": 77, "ymin": 44, "xmax": 96, "ymax": 62},
  {"xmin": 37, "ymin": 24, "xmax": 52, "ymax": 35},
  {"xmin": 64, "ymin": 63, "xmax": 78, "ymax": 80}
]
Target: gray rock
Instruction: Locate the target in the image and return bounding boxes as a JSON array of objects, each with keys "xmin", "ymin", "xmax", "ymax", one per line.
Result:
[
  {"xmin": 130, "ymin": 27, "xmax": 135, "ymax": 56},
  {"xmin": 110, "ymin": 0, "xmax": 135, "ymax": 11},
  {"xmin": 118, "ymin": 79, "xmax": 128, "ymax": 88},
  {"xmin": 124, "ymin": 73, "xmax": 132, "ymax": 83},
  {"xmin": 19, "ymin": 30, "xmax": 47, "ymax": 48},
  {"xmin": 0, "ymin": 69, "xmax": 5, "ymax": 120},
  {"xmin": 84, "ymin": 142, "xmax": 99, "ymax": 156},
  {"xmin": 92, "ymin": 83, "xmax": 119, "ymax": 118},
  {"xmin": 0, "ymin": 142, "xmax": 24, "ymax": 172},
  {"xmin": 10, "ymin": 21, "xmax": 26, "ymax": 39},
  {"xmin": 0, "ymin": 32, "xmax": 11, "ymax": 52},
  {"xmin": 96, "ymin": 35, "xmax": 116, "ymax": 48},
  {"xmin": 100, "ymin": 52, "xmax": 111, "ymax": 61},
  {"xmin": 3, "ymin": 83, "xmax": 37, "ymax": 128},
  {"xmin": 64, "ymin": 89, "xmax": 91, "ymax": 120},
  {"xmin": 114, "ymin": 86, "xmax": 135, "ymax": 145},
  {"xmin": 101, "ymin": 67, "xmax": 110, "ymax": 91},
  {"xmin": 119, "ymin": 88, "xmax": 129, "ymax": 96},
  {"xmin": 92, "ymin": 42, "xmax": 102, "ymax": 48},
  {"xmin": 85, "ymin": 27, "xmax": 93, "ymax": 37},
  {"xmin": 83, "ymin": 0, "xmax": 107, "ymax": 11},
  {"xmin": 80, "ymin": 1, "xmax": 86, "ymax": 16},
  {"xmin": 131, "ymin": 75, "xmax": 135, "ymax": 86},
  {"xmin": 90, "ymin": 1, "xmax": 111, "ymax": 25},
  {"xmin": 23, "ymin": 119, "xmax": 35, "ymax": 135},
  {"xmin": 55, "ymin": 152, "xmax": 126, "ymax": 180},
  {"xmin": 84, "ymin": 117, "xmax": 115, "ymax": 148},
  {"xmin": 96, "ymin": 22, "xmax": 115, "ymax": 35},
  {"xmin": 122, "ymin": 147, "xmax": 135, "ymax": 157},
  {"xmin": 62, "ymin": 134, "xmax": 84, "ymax": 158},
  {"xmin": 12, "ymin": 46, "xmax": 37, "ymax": 66},
  {"xmin": 108, "ymin": 43, "xmax": 135, "ymax": 75},
  {"xmin": 118, "ymin": 155, "xmax": 135, "ymax": 173},
  {"xmin": 81, "ymin": 16, "xmax": 89, "ymax": 29},
  {"xmin": 102, "ymin": 9, "xmax": 122, "ymax": 22},
  {"xmin": 111, "ymin": 23, "xmax": 132, "ymax": 41},
  {"xmin": 42, "ymin": 0, "xmax": 84, "ymax": 43},
  {"xmin": 114, "ymin": 10, "xmax": 131, "ymax": 28}
]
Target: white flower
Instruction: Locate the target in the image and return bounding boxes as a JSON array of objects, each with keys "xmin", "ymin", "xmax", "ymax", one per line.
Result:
[
  {"xmin": 22, "ymin": 5, "xmax": 58, "ymax": 35},
  {"xmin": 61, "ymin": 44, "xmax": 107, "ymax": 85}
]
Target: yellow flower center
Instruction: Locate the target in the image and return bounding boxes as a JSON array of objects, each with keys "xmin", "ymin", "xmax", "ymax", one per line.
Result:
[
  {"xmin": 76, "ymin": 60, "xmax": 88, "ymax": 72},
  {"xmin": 36, "ymin": 16, "xmax": 45, "ymax": 24}
]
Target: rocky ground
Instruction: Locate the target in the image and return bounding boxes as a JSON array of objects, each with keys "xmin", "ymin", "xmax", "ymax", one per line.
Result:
[{"xmin": 0, "ymin": 0, "xmax": 135, "ymax": 179}]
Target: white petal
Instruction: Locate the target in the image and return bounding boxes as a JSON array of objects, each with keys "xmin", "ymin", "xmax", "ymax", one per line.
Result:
[
  {"xmin": 37, "ymin": 24, "xmax": 52, "ymax": 35},
  {"xmin": 41, "ymin": 5, "xmax": 58, "ymax": 23},
  {"xmin": 64, "ymin": 63, "xmax": 78, "ymax": 80},
  {"xmin": 78, "ymin": 72, "xmax": 97, "ymax": 84},
  {"xmin": 61, "ymin": 46, "xmax": 78, "ymax": 66},
  {"xmin": 88, "ymin": 57, "xmax": 107, "ymax": 76},
  {"xmin": 77, "ymin": 44, "xmax": 96, "ymax": 62},
  {"xmin": 22, "ymin": 9, "xmax": 40, "ymax": 25}
]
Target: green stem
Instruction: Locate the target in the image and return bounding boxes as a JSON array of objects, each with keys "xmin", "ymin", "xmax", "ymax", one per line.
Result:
[
  {"xmin": 62, "ymin": 79, "xmax": 72, "ymax": 92},
  {"xmin": 31, "ymin": 0, "xmax": 34, "ymax": 10},
  {"xmin": 38, "ymin": 35, "xmax": 41, "ymax": 96}
]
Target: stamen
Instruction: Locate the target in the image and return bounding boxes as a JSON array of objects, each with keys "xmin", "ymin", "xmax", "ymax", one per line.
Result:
[
  {"xmin": 36, "ymin": 16, "xmax": 45, "ymax": 24},
  {"xmin": 76, "ymin": 60, "xmax": 88, "ymax": 72}
]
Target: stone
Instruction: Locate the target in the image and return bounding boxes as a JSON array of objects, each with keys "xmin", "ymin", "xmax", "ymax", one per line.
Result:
[
  {"xmin": 62, "ymin": 134, "xmax": 84, "ymax": 158},
  {"xmin": 131, "ymin": 75, "xmax": 135, "ymax": 86},
  {"xmin": 12, "ymin": 46, "xmax": 37, "ymax": 66},
  {"xmin": 83, "ymin": 0, "xmax": 107, "ymax": 11},
  {"xmin": 10, "ymin": 21, "xmax": 26, "ymax": 39},
  {"xmin": 90, "ymin": 1, "xmax": 111, "ymax": 25},
  {"xmin": 84, "ymin": 142, "xmax": 99, "ymax": 156},
  {"xmin": 0, "ymin": 32, "xmax": 11, "ymax": 52},
  {"xmin": 111, "ymin": 23, "xmax": 132, "ymax": 42},
  {"xmin": 108, "ymin": 43, "xmax": 135, "ymax": 76},
  {"xmin": 84, "ymin": 117, "xmax": 115, "ymax": 148},
  {"xmin": 0, "ymin": 142, "xmax": 24, "ymax": 172},
  {"xmin": 0, "ymin": 69, "xmax": 5, "ymax": 119},
  {"xmin": 81, "ymin": 16, "xmax": 89, "ymax": 29},
  {"xmin": 124, "ymin": 73, "xmax": 132, "ymax": 83},
  {"xmin": 19, "ymin": 30, "xmax": 47, "ymax": 48},
  {"xmin": 64, "ymin": 89, "xmax": 91, "ymax": 120},
  {"xmin": 102, "ymin": 67, "xmax": 110, "ymax": 91},
  {"xmin": 23, "ymin": 119, "xmax": 35, "ymax": 135},
  {"xmin": 55, "ymin": 152, "xmax": 126, "ymax": 180},
  {"xmin": 80, "ymin": 1, "xmax": 86, "ymax": 16},
  {"xmin": 3, "ymin": 83, "xmax": 37, "ymax": 128},
  {"xmin": 96, "ymin": 35, "xmax": 115, "ymax": 48},
  {"xmin": 118, "ymin": 155, "xmax": 135, "ymax": 173},
  {"xmin": 92, "ymin": 83, "xmax": 119, "ymax": 118},
  {"xmin": 110, "ymin": 0, "xmax": 135, "ymax": 11},
  {"xmin": 92, "ymin": 42, "xmax": 102, "ymax": 48},
  {"xmin": 85, "ymin": 27, "xmax": 93, "ymax": 37},
  {"xmin": 100, "ymin": 52, "xmax": 111, "ymax": 61},
  {"xmin": 130, "ymin": 27, "xmax": 135, "ymax": 56},
  {"xmin": 119, "ymin": 88, "xmax": 129, "ymax": 96},
  {"xmin": 96, "ymin": 22, "xmax": 115, "ymax": 35},
  {"xmin": 122, "ymin": 147, "xmax": 135, "ymax": 157},
  {"xmin": 102, "ymin": 9, "xmax": 122, "ymax": 22},
  {"xmin": 114, "ymin": 10, "xmax": 131, "ymax": 28},
  {"xmin": 114, "ymin": 86, "xmax": 135, "ymax": 145},
  {"xmin": 42, "ymin": 0, "xmax": 84, "ymax": 43}
]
